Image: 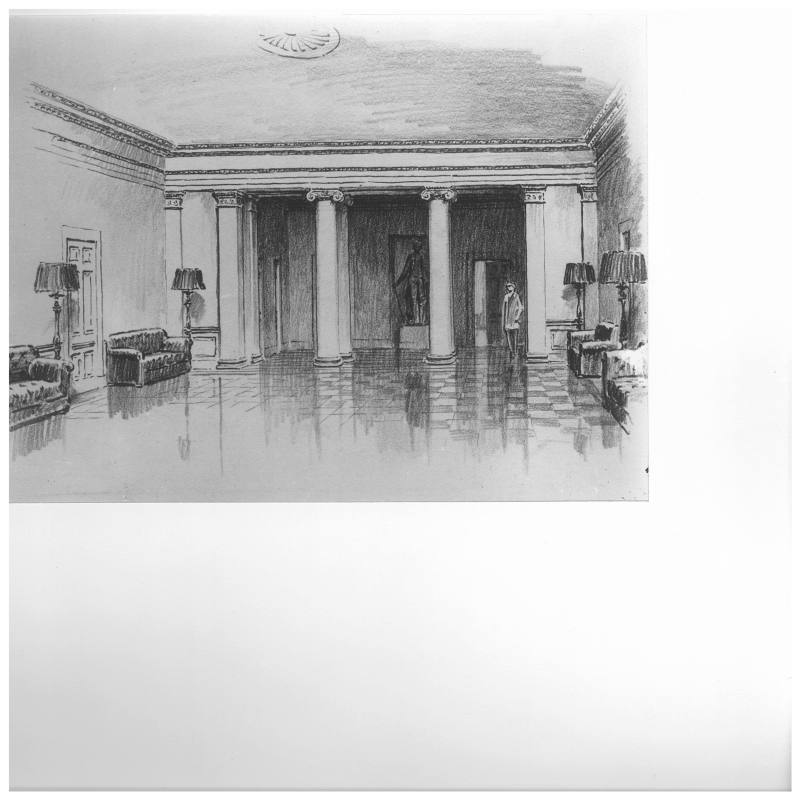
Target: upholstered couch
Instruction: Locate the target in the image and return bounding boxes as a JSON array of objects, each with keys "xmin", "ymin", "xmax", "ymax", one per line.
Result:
[
  {"xmin": 602, "ymin": 345, "xmax": 648, "ymax": 432},
  {"xmin": 9, "ymin": 345, "xmax": 74, "ymax": 430},
  {"xmin": 106, "ymin": 328, "xmax": 192, "ymax": 387},
  {"xmin": 567, "ymin": 321, "xmax": 621, "ymax": 377}
]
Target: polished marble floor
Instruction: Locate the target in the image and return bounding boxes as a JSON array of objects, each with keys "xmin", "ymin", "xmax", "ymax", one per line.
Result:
[{"xmin": 10, "ymin": 348, "xmax": 647, "ymax": 501}]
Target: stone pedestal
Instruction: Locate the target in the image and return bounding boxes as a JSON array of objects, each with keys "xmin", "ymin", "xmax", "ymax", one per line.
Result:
[{"xmin": 400, "ymin": 325, "xmax": 429, "ymax": 350}]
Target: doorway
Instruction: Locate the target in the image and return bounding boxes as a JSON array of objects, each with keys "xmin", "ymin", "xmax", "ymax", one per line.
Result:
[
  {"xmin": 64, "ymin": 229, "xmax": 102, "ymax": 387},
  {"xmin": 473, "ymin": 259, "xmax": 509, "ymax": 346}
]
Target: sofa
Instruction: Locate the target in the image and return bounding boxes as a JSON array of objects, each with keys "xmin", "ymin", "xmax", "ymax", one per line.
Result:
[
  {"xmin": 602, "ymin": 345, "xmax": 648, "ymax": 432},
  {"xmin": 106, "ymin": 328, "xmax": 192, "ymax": 387},
  {"xmin": 9, "ymin": 345, "xmax": 74, "ymax": 430},
  {"xmin": 567, "ymin": 321, "xmax": 621, "ymax": 377}
]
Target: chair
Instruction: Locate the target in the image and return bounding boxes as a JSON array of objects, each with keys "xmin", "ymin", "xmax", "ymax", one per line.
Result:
[
  {"xmin": 9, "ymin": 345, "xmax": 73, "ymax": 430},
  {"xmin": 567, "ymin": 321, "xmax": 621, "ymax": 377}
]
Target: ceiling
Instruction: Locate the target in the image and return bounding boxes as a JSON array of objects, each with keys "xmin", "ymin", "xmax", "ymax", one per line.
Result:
[{"xmin": 10, "ymin": 14, "xmax": 620, "ymax": 144}]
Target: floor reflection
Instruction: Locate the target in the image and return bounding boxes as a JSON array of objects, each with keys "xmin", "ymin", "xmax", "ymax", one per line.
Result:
[{"xmin": 10, "ymin": 348, "xmax": 647, "ymax": 502}]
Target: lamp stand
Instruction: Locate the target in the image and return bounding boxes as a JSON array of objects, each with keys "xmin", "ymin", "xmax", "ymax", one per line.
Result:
[
  {"xmin": 50, "ymin": 292, "xmax": 64, "ymax": 360},
  {"xmin": 575, "ymin": 284, "xmax": 585, "ymax": 330},
  {"xmin": 616, "ymin": 281, "xmax": 629, "ymax": 346},
  {"xmin": 181, "ymin": 290, "xmax": 194, "ymax": 338}
]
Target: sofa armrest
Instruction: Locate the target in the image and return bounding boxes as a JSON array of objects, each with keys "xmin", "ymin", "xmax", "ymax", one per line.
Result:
[
  {"xmin": 29, "ymin": 358, "xmax": 74, "ymax": 394},
  {"xmin": 106, "ymin": 347, "xmax": 144, "ymax": 385},
  {"xmin": 567, "ymin": 330, "xmax": 596, "ymax": 347},
  {"xmin": 161, "ymin": 336, "xmax": 192, "ymax": 355}
]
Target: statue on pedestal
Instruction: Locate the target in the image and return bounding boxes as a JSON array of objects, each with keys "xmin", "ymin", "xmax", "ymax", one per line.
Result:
[{"xmin": 394, "ymin": 237, "xmax": 428, "ymax": 325}]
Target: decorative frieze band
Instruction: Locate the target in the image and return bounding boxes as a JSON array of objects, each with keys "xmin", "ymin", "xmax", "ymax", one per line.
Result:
[
  {"xmin": 578, "ymin": 184, "xmax": 598, "ymax": 203},
  {"xmin": 305, "ymin": 189, "xmax": 346, "ymax": 203},
  {"xmin": 521, "ymin": 186, "xmax": 547, "ymax": 204},
  {"xmin": 421, "ymin": 187, "xmax": 457, "ymax": 201},
  {"xmin": 213, "ymin": 190, "xmax": 244, "ymax": 208},
  {"xmin": 164, "ymin": 191, "xmax": 185, "ymax": 210}
]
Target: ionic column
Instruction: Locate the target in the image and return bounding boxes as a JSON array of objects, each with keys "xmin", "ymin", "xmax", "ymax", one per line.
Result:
[
  {"xmin": 214, "ymin": 191, "xmax": 247, "ymax": 369},
  {"xmin": 421, "ymin": 187, "xmax": 457, "ymax": 366},
  {"xmin": 579, "ymin": 185, "xmax": 599, "ymax": 329},
  {"xmin": 164, "ymin": 191, "xmax": 185, "ymax": 335},
  {"xmin": 244, "ymin": 198, "xmax": 263, "ymax": 363},
  {"xmin": 522, "ymin": 186, "xmax": 548, "ymax": 363},
  {"xmin": 337, "ymin": 200, "xmax": 354, "ymax": 362},
  {"xmin": 306, "ymin": 189, "xmax": 344, "ymax": 368}
]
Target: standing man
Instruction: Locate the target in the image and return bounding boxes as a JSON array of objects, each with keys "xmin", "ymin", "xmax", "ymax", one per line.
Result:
[{"xmin": 502, "ymin": 281, "xmax": 524, "ymax": 359}]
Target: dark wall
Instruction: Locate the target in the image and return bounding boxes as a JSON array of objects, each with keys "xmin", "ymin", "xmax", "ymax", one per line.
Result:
[
  {"xmin": 596, "ymin": 128, "xmax": 648, "ymax": 345},
  {"xmin": 450, "ymin": 200, "xmax": 526, "ymax": 347},
  {"xmin": 258, "ymin": 199, "xmax": 315, "ymax": 352},
  {"xmin": 348, "ymin": 199, "xmax": 427, "ymax": 347}
]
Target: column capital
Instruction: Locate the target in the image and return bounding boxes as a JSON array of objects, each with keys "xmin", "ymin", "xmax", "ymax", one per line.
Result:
[
  {"xmin": 306, "ymin": 189, "xmax": 346, "ymax": 203},
  {"xmin": 164, "ymin": 191, "xmax": 185, "ymax": 210},
  {"xmin": 213, "ymin": 190, "xmax": 244, "ymax": 208},
  {"xmin": 578, "ymin": 184, "xmax": 598, "ymax": 203},
  {"xmin": 421, "ymin": 187, "xmax": 457, "ymax": 202},
  {"xmin": 521, "ymin": 186, "xmax": 547, "ymax": 204}
]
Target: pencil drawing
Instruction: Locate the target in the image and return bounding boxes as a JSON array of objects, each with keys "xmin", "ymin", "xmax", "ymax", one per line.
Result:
[{"xmin": 9, "ymin": 13, "xmax": 648, "ymax": 501}]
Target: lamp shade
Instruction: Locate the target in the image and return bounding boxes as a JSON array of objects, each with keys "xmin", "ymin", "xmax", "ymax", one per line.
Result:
[
  {"xmin": 34, "ymin": 262, "xmax": 80, "ymax": 294},
  {"xmin": 598, "ymin": 251, "xmax": 647, "ymax": 284},
  {"xmin": 171, "ymin": 267, "xmax": 206, "ymax": 291},
  {"xmin": 563, "ymin": 262, "xmax": 596, "ymax": 285}
]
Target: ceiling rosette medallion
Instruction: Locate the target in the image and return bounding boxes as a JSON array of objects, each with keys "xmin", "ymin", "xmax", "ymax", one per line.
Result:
[{"xmin": 258, "ymin": 28, "xmax": 340, "ymax": 59}]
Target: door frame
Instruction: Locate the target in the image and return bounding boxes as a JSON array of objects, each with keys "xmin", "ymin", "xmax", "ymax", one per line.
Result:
[
  {"xmin": 472, "ymin": 256, "xmax": 510, "ymax": 347},
  {"xmin": 62, "ymin": 225, "xmax": 104, "ymax": 378}
]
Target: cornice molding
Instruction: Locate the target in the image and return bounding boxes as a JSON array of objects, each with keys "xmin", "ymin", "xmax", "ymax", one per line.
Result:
[
  {"xmin": 30, "ymin": 83, "xmax": 173, "ymax": 156},
  {"xmin": 584, "ymin": 84, "xmax": 626, "ymax": 149},
  {"xmin": 173, "ymin": 139, "xmax": 591, "ymax": 157},
  {"xmin": 36, "ymin": 129, "xmax": 166, "ymax": 176},
  {"xmin": 167, "ymin": 162, "xmax": 597, "ymax": 177}
]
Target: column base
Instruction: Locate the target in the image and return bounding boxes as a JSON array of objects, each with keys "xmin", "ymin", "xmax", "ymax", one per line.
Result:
[
  {"xmin": 313, "ymin": 355, "xmax": 343, "ymax": 368},
  {"xmin": 339, "ymin": 352, "xmax": 355, "ymax": 363},
  {"xmin": 216, "ymin": 358, "xmax": 248, "ymax": 370},
  {"xmin": 525, "ymin": 353, "xmax": 549, "ymax": 364},
  {"xmin": 424, "ymin": 351, "xmax": 456, "ymax": 367},
  {"xmin": 250, "ymin": 353, "xmax": 264, "ymax": 364}
]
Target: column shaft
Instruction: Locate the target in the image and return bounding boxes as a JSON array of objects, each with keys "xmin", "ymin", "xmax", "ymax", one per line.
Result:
[
  {"xmin": 215, "ymin": 192, "xmax": 247, "ymax": 369},
  {"xmin": 523, "ymin": 187, "xmax": 548, "ymax": 362},
  {"xmin": 423, "ymin": 189, "xmax": 456, "ymax": 365},
  {"xmin": 164, "ymin": 192, "xmax": 184, "ymax": 335},
  {"xmin": 244, "ymin": 199, "xmax": 263, "ymax": 362},
  {"xmin": 579, "ymin": 185, "xmax": 599, "ymax": 329},
  {"xmin": 309, "ymin": 191, "xmax": 342, "ymax": 367},
  {"xmin": 337, "ymin": 203, "xmax": 354, "ymax": 361}
]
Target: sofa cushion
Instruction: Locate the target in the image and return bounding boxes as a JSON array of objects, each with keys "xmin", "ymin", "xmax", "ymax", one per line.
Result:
[
  {"xmin": 107, "ymin": 329, "xmax": 166, "ymax": 356},
  {"xmin": 142, "ymin": 351, "xmax": 187, "ymax": 371},
  {"xmin": 10, "ymin": 345, "xmax": 39, "ymax": 382},
  {"xmin": 9, "ymin": 380, "xmax": 63, "ymax": 411},
  {"xmin": 607, "ymin": 376, "xmax": 648, "ymax": 408}
]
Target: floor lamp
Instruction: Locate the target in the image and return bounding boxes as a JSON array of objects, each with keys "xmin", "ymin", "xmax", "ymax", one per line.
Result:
[
  {"xmin": 563, "ymin": 262, "xmax": 596, "ymax": 330},
  {"xmin": 598, "ymin": 251, "xmax": 647, "ymax": 347},
  {"xmin": 171, "ymin": 267, "xmax": 206, "ymax": 338},
  {"xmin": 34, "ymin": 262, "xmax": 80, "ymax": 360}
]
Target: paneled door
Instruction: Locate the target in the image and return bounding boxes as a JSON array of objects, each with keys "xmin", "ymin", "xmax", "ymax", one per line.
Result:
[{"xmin": 65, "ymin": 238, "xmax": 99, "ymax": 384}]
